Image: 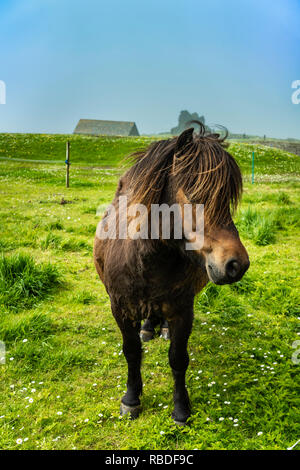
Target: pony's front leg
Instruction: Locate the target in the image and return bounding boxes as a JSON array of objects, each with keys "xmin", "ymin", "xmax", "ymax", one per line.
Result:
[
  {"xmin": 113, "ymin": 312, "xmax": 143, "ymax": 419},
  {"xmin": 168, "ymin": 310, "xmax": 193, "ymax": 425}
]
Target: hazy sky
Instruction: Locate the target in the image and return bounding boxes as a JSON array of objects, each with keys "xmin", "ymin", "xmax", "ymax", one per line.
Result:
[{"xmin": 0, "ymin": 0, "xmax": 300, "ymax": 137}]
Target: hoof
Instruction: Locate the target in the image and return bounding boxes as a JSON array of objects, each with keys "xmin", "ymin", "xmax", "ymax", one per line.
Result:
[
  {"xmin": 160, "ymin": 327, "xmax": 170, "ymax": 340},
  {"xmin": 172, "ymin": 411, "xmax": 189, "ymax": 426},
  {"xmin": 120, "ymin": 402, "xmax": 142, "ymax": 420},
  {"xmin": 140, "ymin": 329, "xmax": 154, "ymax": 342},
  {"xmin": 173, "ymin": 419, "xmax": 188, "ymax": 426}
]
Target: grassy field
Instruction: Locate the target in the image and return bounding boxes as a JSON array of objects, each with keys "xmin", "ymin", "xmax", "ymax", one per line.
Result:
[{"xmin": 0, "ymin": 134, "xmax": 299, "ymax": 450}]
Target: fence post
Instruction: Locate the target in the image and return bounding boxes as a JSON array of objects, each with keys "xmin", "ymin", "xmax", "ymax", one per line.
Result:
[
  {"xmin": 66, "ymin": 141, "xmax": 70, "ymax": 188},
  {"xmin": 252, "ymin": 151, "xmax": 254, "ymax": 184}
]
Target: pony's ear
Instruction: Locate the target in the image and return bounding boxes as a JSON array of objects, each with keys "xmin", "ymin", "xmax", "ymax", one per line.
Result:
[{"xmin": 175, "ymin": 128, "xmax": 194, "ymax": 152}]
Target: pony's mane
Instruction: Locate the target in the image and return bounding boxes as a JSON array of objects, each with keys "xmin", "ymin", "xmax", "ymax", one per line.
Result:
[{"xmin": 127, "ymin": 122, "xmax": 242, "ymax": 227}]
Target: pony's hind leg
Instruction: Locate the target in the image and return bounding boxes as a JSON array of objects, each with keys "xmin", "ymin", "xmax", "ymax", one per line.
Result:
[
  {"xmin": 140, "ymin": 305, "xmax": 170, "ymax": 342},
  {"xmin": 160, "ymin": 319, "xmax": 170, "ymax": 340},
  {"xmin": 140, "ymin": 318, "xmax": 170, "ymax": 341},
  {"xmin": 113, "ymin": 311, "xmax": 143, "ymax": 419},
  {"xmin": 140, "ymin": 317, "xmax": 158, "ymax": 342},
  {"xmin": 140, "ymin": 307, "xmax": 161, "ymax": 342}
]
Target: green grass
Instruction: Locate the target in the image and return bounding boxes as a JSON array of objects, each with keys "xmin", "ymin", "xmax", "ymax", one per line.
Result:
[
  {"xmin": 0, "ymin": 253, "xmax": 62, "ymax": 311},
  {"xmin": 0, "ymin": 133, "xmax": 155, "ymax": 166},
  {"xmin": 40, "ymin": 232, "xmax": 91, "ymax": 252},
  {"xmin": 0, "ymin": 134, "xmax": 299, "ymax": 450},
  {"xmin": 236, "ymin": 208, "xmax": 277, "ymax": 246}
]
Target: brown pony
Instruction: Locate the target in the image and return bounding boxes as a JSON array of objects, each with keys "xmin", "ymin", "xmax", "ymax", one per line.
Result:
[{"xmin": 93, "ymin": 122, "xmax": 249, "ymax": 425}]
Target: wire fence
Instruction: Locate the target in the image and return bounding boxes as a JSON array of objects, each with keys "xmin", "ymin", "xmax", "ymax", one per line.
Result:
[
  {"xmin": 0, "ymin": 156, "xmax": 63, "ymax": 164},
  {"xmin": 0, "ymin": 141, "xmax": 71, "ymax": 186}
]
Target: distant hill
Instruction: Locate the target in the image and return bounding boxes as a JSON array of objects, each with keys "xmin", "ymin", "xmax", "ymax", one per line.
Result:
[{"xmin": 171, "ymin": 110, "xmax": 210, "ymax": 135}]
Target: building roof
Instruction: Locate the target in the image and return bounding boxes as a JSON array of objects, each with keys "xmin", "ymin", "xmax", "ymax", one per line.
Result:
[{"xmin": 73, "ymin": 119, "xmax": 139, "ymax": 136}]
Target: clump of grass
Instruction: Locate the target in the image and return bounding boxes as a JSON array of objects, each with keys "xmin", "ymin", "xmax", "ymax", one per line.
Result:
[
  {"xmin": 41, "ymin": 232, "xmax": 62, "ymax": 250},
  {"xmin": 47, "ymin": 220, "xmax": 64, "ymax": 230},
  {"xmin": 0, "ymin": 239, "xmax": 11, "ymax": 251},
  {"xmin": 41, "ymin": 232, "xmax": 91, "ymax": 252},
  {"xmin": 60, "ymin": 238, "xmax": 91, "ymax": 252},
  {"xmin": 72, "ymin": 290, "xmax": 97, "ymax": 304},
  {"xmin": 18, "ymin": 228, "xmax": 38, "ymax": 248},
  {"xmin": 197, "ymin": 283, "xmax": 220, "ymax": 310},
  {"xmin": 237, "ymin": 207, "xmax": 277, "ymax": 246},
  {"xmin": 272, "ymin": 207, "xmax": 300, "ymax": 229},
  {"xmin": 0, "ymin": 312, "xmax": 53, "ymax": 344},
  {"xmin": 0, "ymin": 253, "xmax": 62, "ymax": 311},
  {"xmin": 82, "ymin": 206, "xmax": 96, "ymax": 214},
  {"xmin": 237, "ymin": 207, "xmax": 259, "ymax": 233},
  {"xmin": 66, "ymin": 224, "xmax": 96, "ymax": 235},
  {"xmin": 252, "ymin": 218, "xmax": 276, "ymax": 246},
  {"xmin": 277, "ymin": 192, "xmax": 292, "ymax": 205}
]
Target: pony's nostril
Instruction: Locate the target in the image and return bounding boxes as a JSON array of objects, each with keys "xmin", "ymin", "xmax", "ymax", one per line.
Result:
[{"xmin": 225, "ymin": 259, "xmax": 240, "ymax": 278}]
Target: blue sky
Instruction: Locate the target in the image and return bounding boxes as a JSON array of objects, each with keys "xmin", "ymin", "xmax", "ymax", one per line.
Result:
[{"xmin": 0, "ymin": 0, "xmax": 299, "ymax": 137}]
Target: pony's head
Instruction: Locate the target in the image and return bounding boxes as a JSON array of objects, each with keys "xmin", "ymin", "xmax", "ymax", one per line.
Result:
[
  {"xmin": 128, "ymin": 122, "xmax": 250, "ymax": 285},
  {"xmin": 173, "ymin": 123, "xmax": 249, "ymax": 284}
]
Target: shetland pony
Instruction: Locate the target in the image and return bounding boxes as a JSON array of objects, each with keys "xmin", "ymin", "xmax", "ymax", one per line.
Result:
[{"xmin": 94, "ymin": 123, "xmax": 249, "ymax": 424}]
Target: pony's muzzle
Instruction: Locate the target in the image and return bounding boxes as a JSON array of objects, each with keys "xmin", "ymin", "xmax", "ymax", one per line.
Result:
[
  {"xmin": 208, "ymin": 257, "xmax": 250, "ymax": 285},
  {"xmin": 225, "ymin": 257, "xmax": 250, "ymax": 281}
]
